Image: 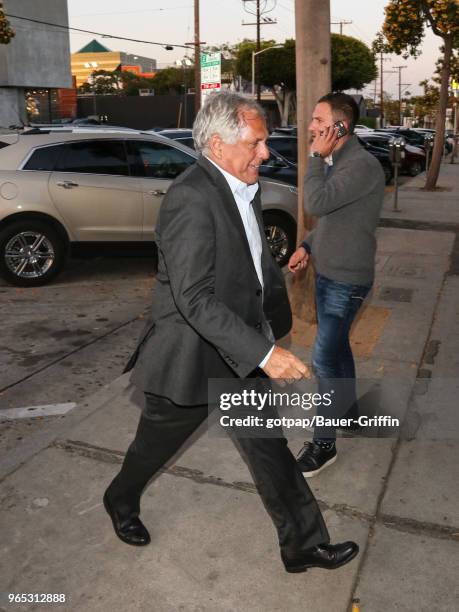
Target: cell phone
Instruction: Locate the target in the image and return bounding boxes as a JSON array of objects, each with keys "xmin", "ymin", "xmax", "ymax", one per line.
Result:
[{"xmin": 333, "ymin": 120, "xmax": 348, "ymax": 139}]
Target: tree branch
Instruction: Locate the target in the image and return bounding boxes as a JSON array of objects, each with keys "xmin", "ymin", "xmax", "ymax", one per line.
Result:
[{"xmin": 422, "ymin": 2, "xmax": 442, "ymax": 38}]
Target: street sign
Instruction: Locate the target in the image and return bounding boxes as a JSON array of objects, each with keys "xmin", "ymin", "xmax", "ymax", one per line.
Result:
[{"xmin": 201, "ymin": 52, "xmax": 221, "ymax": 103}]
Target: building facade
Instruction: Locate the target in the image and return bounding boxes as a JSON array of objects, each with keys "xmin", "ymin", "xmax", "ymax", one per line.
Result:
[
  {"xmin": 71, "ymin": 40, "xmax": 157, "ymax": 88},
  {"xmin": 0, "ymin": 0, "xmax": 72, "ymax": 127}
]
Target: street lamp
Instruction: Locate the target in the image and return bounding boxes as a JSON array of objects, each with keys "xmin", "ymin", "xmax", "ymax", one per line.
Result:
[
  {"xmin": 176, "ymin": 58, "xmax": 193, "ymax": 128},
  {"xmin": 252, "ymin": 45, "xmax": 283, "ymax": 100}
]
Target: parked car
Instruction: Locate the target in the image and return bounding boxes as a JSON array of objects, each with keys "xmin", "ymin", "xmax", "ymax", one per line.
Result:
[
  {"xmin": 379, "ymin": 127, "xmax": 453, "ymax": 154},
  {"xmin": 268, "ymin": 134, "xmax": 393, "ymax": 185},
  {"xmin": 155, "ymin": 129, "xmax": 196, "ymax": 150},
  {"xmin": 273, "ymin": 124, "xmax": 375, "ymax": 135},
  {"xmin": 375, "ymin": 128, "xmax": 427, "ymax": 150},
  {"xmin": 258, "ymin": 150, "xmax": 298, "ymax": 186},
  {"xmin": 415, "ymin": 128, "xmax": 453, "ymax": 154},
  {"xmin": 23, "ymin": 124, "xmax": 138, "ymax": 134},
  {"xmin": 267, "ymin": 135, "xmax": 298, "ymax": 164},
  {"xmin": 0, "ymin": 131, "xmax": 299, "ymax": 286},
  {"xmin": 414, "ymin": 128, "xmax": 455, "ymax": 154},
  {"xmin": 355, "ymin": 138, "xmax": 393, "ymax": 184},
  {"xmin": 357, "ymin": 133, "xmax": 426, "ymax": 176},
  {"xmin": 157, "ymin": 130, "xmax": 298, "ymax": 188},
  {"xmin": 271, "ymin": 126, "xmax": 297, "ymax": 136}
]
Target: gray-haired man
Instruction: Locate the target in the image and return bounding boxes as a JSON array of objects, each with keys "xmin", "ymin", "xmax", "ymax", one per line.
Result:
[{"xmin": 103, "ymin": 92, "xmax": 358, "ymax": 573}]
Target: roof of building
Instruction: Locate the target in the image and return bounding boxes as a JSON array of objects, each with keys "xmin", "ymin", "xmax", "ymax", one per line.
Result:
[{"xmin": 77, "ymin": 40, "xmax": 111, "ymax": 54}]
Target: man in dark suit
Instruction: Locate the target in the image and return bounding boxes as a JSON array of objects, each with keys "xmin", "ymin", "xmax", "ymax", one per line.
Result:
[{"xmin": 103, "ymin": 92, "xmax": 358, "ymax": 573}]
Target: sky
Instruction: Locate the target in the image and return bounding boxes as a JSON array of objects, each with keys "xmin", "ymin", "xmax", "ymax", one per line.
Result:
[{"xmin": 66, "ymin": 0, "xmax": 442, "ymax": 98}]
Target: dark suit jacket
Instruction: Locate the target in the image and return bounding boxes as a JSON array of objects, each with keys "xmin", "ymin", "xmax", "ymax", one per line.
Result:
[{"xmin": 128, "ymin": 155, "xmax": 292, "ymax": 405}]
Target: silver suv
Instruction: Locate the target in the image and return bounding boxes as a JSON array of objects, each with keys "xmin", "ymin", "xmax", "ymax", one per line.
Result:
[{"xmin": 0, "ymin": 130, "xmax": 298, "ymax": 286}]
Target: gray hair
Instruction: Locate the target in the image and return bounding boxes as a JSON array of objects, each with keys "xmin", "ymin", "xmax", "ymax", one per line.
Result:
[{"xmin": 192, "ymin": 92, "xmax": 266, "ymax": 155}]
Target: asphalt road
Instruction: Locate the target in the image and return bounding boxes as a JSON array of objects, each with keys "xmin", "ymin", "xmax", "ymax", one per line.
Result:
[{"xmin": 0, "ymin": 254, "xmax": 156, "ymax": 456}]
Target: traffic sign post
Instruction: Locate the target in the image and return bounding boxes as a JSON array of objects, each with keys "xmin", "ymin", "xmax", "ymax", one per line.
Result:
[{"xmin": 200, "ymin": 52, "xmax": 221, "ymax": 105}]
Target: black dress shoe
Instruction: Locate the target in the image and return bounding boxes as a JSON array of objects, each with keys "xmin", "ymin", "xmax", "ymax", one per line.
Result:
[
  {"xmin": 103, "ymin": 491, "xmax": 151, "ymax": 546},
  {"xmin": 282, "ymin": 541, "xmax": 359, "ymax": 573}
]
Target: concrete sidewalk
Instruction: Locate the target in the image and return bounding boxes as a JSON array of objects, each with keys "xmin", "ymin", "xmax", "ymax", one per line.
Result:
[{"xmin": 1, "ymin": 163, "xmax": 459, "ymax": 612}]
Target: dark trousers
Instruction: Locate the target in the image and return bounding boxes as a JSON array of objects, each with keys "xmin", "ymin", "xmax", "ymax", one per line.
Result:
[
  {"xmin": 312, "ymin": 273, "xmax": 371, "ymax": 442},
  {"xmin": 107, "ymin": 392, "xmax": 329, "ymax": 555}
]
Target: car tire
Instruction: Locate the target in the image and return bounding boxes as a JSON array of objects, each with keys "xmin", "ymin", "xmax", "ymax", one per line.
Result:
[
  {"xmin": 408, "ymin": 161, "xmax": 422, "ymax": 176},
  {"xmin": 263, "ymin": 211, "xmax": 296, "ymax": 268},
  {"xmin": 0, "ymin": 220, "xmax": 66, "ymax": 287}
]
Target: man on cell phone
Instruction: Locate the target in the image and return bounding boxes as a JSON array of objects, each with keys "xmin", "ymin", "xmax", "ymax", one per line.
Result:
[{"xmin": 288, "ymin": 93, "xmax": 385, "ymax": 477}]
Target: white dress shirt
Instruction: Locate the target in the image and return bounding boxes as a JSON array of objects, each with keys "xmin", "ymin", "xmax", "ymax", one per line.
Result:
[{"xmin": 205, "ymin": 157, "xmax": 274, "ymax": 368}]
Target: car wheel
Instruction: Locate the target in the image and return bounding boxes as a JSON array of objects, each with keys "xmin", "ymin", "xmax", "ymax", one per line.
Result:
[
  {"xmin": 0, "ymin": 220, "xmax": 66, "ymax": 287},
  {"xmin": 263, "ymin": 211, "xmax": 296, "ymax": 268},
  {"xmin": 408, "ymin": 161, "xmax": 422, "ymax": 176}
]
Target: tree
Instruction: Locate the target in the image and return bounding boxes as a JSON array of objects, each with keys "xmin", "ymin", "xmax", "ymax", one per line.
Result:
[
  {"xmin": 382, "ymin": 0, "xmax": 459, "ymax": 190},
  {"xmin": 0, "ymin": 2, "xmax": 15, "ymax": 44},
  {"xmin": 235, "ymin": 39, "xmax": 296, "ymax": 126},
  {"xmin": 78, "ymin": 70, "xmax": 123, "ymax": 95},
  {"xmin": 383, "ymin": 93, "xmax": 404, "ymax": 124},
  {"xmin": 119, "ymin": 71, "xmax": 156, "ymax": 96},
  {"xmin": 411, "ymin": 78, "xmax": 440, "ymax": 125},
  {"xmin": 151, "ymin": 66, "xmax": 194, "ymax": 95},
  {"xmin": 331, "ymin": 33, "xmax": 378, "ymax": 91},
  {"xmin": 235, "ymin": 35, "xmax": 376, "ymax": 126},
  {"xmin": 77, "ymin": 69, "xmax": 158, "ymax": 96}
]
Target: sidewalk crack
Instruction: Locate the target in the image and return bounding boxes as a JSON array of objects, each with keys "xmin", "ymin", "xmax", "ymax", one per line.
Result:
[{"xmin": 53, "ymin": 438, "xmax": 459, "ymax": 542}]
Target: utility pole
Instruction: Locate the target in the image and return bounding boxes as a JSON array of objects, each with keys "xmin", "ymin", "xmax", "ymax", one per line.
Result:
[
  {"xmin": 242, "ymin": 0, "xmax": 277, "ymax": 101},
  {"xmin": 381, "ymin": 68, "xmax": 397, "ymax": 125},
  {"xmin": 194, "ymin": 0, "xmax": 201, "ymax": 112},
  {"xmin": 331, "ymin": 19, "xmax": 352, "ymax": 35},
  {"xmin": 378, "ymin": 54, "xmax": 396, "ymax": 128},
  {"xmin": 394, "ymin": 65, "xmax": 407, "ymax": 126},
  {"xmin": 294, "ymin": 0, "xmax": 331, "ymax": 322},
  {"xmin": 186, "ymin": 1, "xmax": 205, "ymax": 112}
]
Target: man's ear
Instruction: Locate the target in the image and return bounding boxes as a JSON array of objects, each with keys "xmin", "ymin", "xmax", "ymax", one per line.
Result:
[{"xmin": 208, "ymin": 133, "xmax": 224, "ymax": 159}]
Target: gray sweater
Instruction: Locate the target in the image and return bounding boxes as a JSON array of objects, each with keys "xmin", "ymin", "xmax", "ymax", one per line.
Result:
[{"xmin": 304, "ymin": 135, "xmax": 385, "ymax": 286}]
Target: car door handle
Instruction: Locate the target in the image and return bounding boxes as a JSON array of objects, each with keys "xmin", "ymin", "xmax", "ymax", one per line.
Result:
[
  {"xmin": 148, "ymin": 189, "xmax": 167, "ymax": 196},
  {"xmin": 56, "ymin": 181, "xmax": 79, "ymax": 189}
]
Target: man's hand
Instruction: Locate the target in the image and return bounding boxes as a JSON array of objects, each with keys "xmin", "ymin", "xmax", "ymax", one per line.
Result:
[
  {"xmin": 288, "ymin": 246, "xmax": 309, "ymax": 273},
  {"xmin": 262, "ymin": 346, "xmax": 311, "ymax": 381},
  {"xmin": 310, "ymin": 125, "xmax": 339, "ymax": 158}
]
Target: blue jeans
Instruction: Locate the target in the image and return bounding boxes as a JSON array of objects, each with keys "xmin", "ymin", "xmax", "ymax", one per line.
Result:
[{"xmin": 312, "ymin": 274, "xmax": 372, "ymax": 442}]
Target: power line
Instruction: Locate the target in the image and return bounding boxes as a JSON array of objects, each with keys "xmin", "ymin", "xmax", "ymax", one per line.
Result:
[
  {"xmin": 348, "ymin": 24, "xmax": 373, "ymax": 46},
  {"xmin": 73, "ymin": 6, "xmax": 192, "ymax": 18},
  {"xmin": 4, "ymin": 12, "xmax": 192, "ymax": 51},
  {"xmin": 242, "ymin": 1, "xmax": 278, "ymax": 102},
  {"xmin": 331, "ymin": 19, "xmax": 352, "ymax": 35},
  {"xmin": 276, "ymin": 1, "xmax": 294, "ymax": 14}
]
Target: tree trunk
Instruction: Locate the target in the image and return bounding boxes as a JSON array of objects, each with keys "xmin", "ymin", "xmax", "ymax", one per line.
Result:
[
  {"xmin": 273, "ymin": 89, "xmax": 285, "ymax": 125},
  {"xmin": 425, "ymin": 35, "xmax": 452, "ymax": 190},
  {"xmin": 273, "ymin": 88, "xmax": 292, "ymax": 127},
  {"xmin": 282, "ymin": 90, "xmax": 293, "ymax": 126},
  {"xmin": 290, "ymin": 93, "xmax": 297, "ymax": 124},
  {"xmin": 294, "ymin": 0, "xmax": 331, "ymax": 324}
]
